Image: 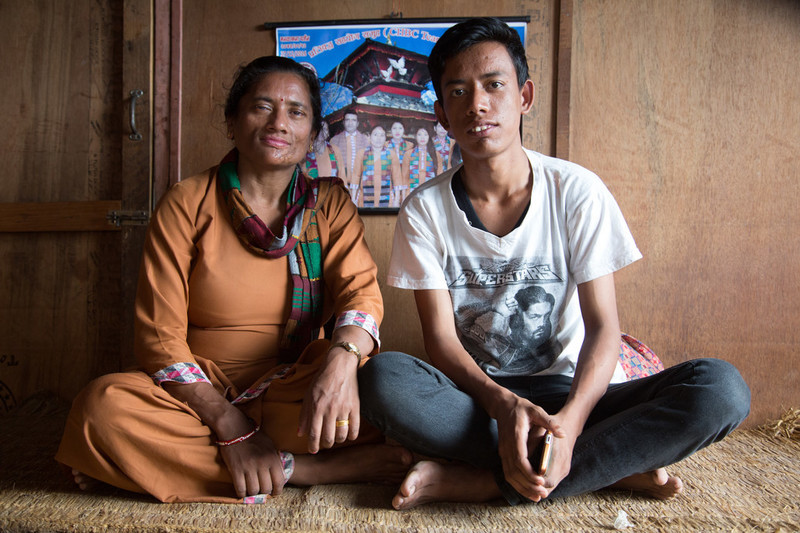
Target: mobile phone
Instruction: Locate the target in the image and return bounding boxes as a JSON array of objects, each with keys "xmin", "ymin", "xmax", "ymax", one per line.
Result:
[{"xmin": 537, "ymin": 430, "xmax": 555, "ymax": 475}]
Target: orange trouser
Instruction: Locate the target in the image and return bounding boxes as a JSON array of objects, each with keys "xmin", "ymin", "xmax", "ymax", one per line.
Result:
[{"xmin": 56, "ymin": 340, "xmax": 381, "ymax": 503}]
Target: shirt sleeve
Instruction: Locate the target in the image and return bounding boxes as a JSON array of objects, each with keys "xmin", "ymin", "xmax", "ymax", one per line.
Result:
[
  {"xmin": 134, "ymin": 173, "xmax": 213, "ymax": 383},
  {"xmin": 564, "ymin": 170, "xmax": 643, "ymax": 284},
  {"xmin": 317, "ymin": 181, "xmax": 384, "ymax": 351},
  {"xmin": 386, "ymin": 189, "xmax": 450, "ymax": 290}
]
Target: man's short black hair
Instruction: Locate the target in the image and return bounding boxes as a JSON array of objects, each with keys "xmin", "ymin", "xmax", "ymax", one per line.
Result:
[
  {"xmin": 428, "ymin": 17, "xmax": 529, "ymax": 102},
  {"xmin": 514, "ymin": 285, "xmax": 555, "ymax": 312}
]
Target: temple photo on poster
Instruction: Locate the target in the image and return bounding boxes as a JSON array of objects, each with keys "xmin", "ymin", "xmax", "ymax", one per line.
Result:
[{"xmin": 273, "ymin": 19, "xmax": 526, "ymax": 212}]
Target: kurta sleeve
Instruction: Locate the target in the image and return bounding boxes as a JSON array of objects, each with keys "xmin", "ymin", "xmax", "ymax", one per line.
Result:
[
  {"xmin": 134, "ymin": 171, "xmax": 215, "ymax": 384},
  {"xmin": 317, "ymin": 181, "xmax": 383, "ymax": 352}
]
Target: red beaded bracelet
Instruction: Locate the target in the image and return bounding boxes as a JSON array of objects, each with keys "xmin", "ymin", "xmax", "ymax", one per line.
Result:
[{"xmin": 215, "ymin": 422, "xmax": 261, "ymax": 447}]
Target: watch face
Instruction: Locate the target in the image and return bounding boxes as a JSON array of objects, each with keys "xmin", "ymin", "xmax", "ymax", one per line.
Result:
[{"xmin": 336, "ymin": 341, "xmax": 359, "ymax": 356}]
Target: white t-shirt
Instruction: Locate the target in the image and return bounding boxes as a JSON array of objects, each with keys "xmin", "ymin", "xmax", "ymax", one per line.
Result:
[{"xmin": 388, "ymin": 149, "xmax": 642, "ymax": 383}]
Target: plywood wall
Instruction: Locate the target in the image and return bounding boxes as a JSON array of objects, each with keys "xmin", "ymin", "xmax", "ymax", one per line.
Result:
[{"xmin": 568, "ymin": 0, "xmax": 800, "ymax": 426}]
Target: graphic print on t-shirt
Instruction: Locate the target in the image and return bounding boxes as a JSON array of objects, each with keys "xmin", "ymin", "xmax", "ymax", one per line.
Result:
[{"xmin": 447, "ymin": 256, "xmax": 566, "ymax": 376}]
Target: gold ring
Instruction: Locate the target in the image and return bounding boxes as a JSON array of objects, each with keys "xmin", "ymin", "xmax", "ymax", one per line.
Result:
[{"xmin": 335, "ymin": 419, "xmax": 350, "ymax": 427}]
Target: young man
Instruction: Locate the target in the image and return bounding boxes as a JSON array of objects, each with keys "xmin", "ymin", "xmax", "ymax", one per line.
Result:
[{"xmin": 359, "ymin": 17, "xmax": 750, "ymax": 510}]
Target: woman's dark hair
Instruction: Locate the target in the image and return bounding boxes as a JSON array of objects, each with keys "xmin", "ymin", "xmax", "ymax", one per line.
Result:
[
  {"xmin": 224, "ymin": 56, "xmax": 322, "ymax": 136},
  {"xmin": 427, "ymin": 17, "xmax": 529, "ymax": 102},
  {"xmin": 416, "ymin": 126, "xmax": 440, "ymax": 171}
]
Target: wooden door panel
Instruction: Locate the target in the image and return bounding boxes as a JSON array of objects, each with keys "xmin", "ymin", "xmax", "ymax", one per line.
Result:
[
  {"xmin": 0, "ymin": 0, "xmax": 150, "ymax": 413},
  {"xmin": 0, "ymin": 231, "xmax": 123, "ymax": 402},
  {"xmin": 0, "ymin": 201, "xmax": 122, "ymax": 232}
]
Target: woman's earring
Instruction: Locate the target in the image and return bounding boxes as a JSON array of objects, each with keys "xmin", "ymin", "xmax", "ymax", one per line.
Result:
[{"xmin": 227, "ymin": 131, "xmax": 234, "ymax": 140}]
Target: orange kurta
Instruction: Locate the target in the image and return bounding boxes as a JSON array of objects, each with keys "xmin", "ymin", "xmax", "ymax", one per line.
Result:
[{"xmin": 56, "ymin": 166, "xmax": 383, "ymax": 503}]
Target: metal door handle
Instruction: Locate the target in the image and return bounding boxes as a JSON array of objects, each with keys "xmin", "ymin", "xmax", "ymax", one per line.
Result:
[{"xmin": 129, "ymin": 89, "xmax": 144, "ymax": 141}]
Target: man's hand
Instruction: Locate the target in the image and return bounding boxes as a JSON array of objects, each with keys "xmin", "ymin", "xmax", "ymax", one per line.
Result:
[
  {"xmin": 535, "ymin": 412, "xmax": 580, "ymax": 495},
  {"xmin": 494, "ymin": 394, "xmax": 566, "ymax": 501}
]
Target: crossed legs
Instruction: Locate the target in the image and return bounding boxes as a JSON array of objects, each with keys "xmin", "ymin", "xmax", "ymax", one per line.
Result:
[{"xmin": 359, "ymin": 351, "xmax": 750, "ymax": 508}]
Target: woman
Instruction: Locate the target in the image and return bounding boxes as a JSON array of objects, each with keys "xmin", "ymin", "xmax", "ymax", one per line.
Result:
[
  {"xmin": 303, "ymin": 120, "xmax": 343, "ymax": 179},
  {"xmin": 432, "ymin": 121, "xmax": 456, "ymax": 172},
  {"xmin": 56, "ymin": 56, "xmax": 411, "ymax": 503},
  {"xmin": 354, "ymin": 125, "xmax": 400, "ymax": 208},
  {"xmin": 401, "ymin": 126, "xmax": 442, "ymax": 202},
  {"xmin": 385, "ymin": 121, "xmax": 413, "ymax": 165}
]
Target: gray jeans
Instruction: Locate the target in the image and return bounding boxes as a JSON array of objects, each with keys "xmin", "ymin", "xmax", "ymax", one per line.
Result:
[{"xmin": 358, "ymin": 352, "xmax": 750, "ymax": 505}]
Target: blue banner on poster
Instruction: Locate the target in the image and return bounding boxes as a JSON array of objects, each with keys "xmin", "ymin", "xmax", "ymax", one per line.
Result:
[{"xmin": 275, "ymin": 21, "xmax": 526, "ymax": 209}]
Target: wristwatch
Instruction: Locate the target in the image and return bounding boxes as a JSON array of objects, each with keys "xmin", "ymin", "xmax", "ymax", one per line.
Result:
[{"xmin": 332, "ymin": 341, "xmax": 362, "ymax": 363}]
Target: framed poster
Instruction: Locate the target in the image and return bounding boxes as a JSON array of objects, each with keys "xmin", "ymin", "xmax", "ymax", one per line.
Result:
[{"xmin": 271, "ymin": 18, "xmax": 527, "ymax": 213}]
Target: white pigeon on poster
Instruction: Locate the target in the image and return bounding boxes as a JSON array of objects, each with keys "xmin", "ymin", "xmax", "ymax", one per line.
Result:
[
  {"xmin": 388, "ymin": 56, "xmax": 407, "ymax": 76},
  {"xmin": 380, "ymin": 64, "xmax": 394, "ymax": 81}
]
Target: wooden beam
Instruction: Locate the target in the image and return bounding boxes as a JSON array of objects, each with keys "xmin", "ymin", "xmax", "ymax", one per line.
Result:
[
  {"xmin": 121, "ymin": 0, "xmax": 154, "ymax": 370},
  {"xmin": 0, "ymin": 201, "xmax": 122, "ymax": 232},
  {"xmin": 154, "ymin": 0, "xmax": 183, "ymax": 207},
  {"xmin": 555, "ymin": 0, "xmax": 573, "ymax": 160},
  {"xmin": 170, "ymin": 0, "xmax": 183, "ymax": 193}
]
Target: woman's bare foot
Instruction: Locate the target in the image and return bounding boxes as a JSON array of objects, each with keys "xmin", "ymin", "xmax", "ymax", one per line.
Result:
[
  {"xmin": 290, "ymin": 443, "xmax": 413, "ymax": 486},
  {"xmin": 609, "ymin": 468, "xmax": 684, "ymax": 499},
  {"xmin": 392, "ymin": 460, "xmax": 502, "ymax": 510},
  {"xmin": 71, "ymin": 469, "xmax": 102, "ymax": 491}
]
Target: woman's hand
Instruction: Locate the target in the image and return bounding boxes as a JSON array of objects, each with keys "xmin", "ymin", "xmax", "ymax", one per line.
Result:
[
  {"xmin": 162, "ymin": 381, "xmax": 288, "ymax": 498},
  {"xmin": 298, "ymin": 344, "xmax": 361, "ymax": 454},
  {"xmin": 298, "ymin": 326, "xmax": 373, "ymax": 454},
  {"xmin": 218, "ymin": 428, "xmax": 288, "ymax": 498}
]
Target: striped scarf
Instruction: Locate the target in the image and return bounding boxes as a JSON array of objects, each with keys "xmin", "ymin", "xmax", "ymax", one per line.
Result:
[
  {"xmin": 304, "ymin": 142, "xmax": 338, "ymax": 178},
  {"xmin": 361, "ymin": 147, "xmax": 393, "ymax": 206},
  {"xmin": 408, "ymin": 148, "xmax": 435, "ymax": 189},
  {"xmin": 218, "ymin": 148, "xmax": 335, "ymax": 362},
  {"xmin": 362, "ymin": 147, "xmax": 393, "ymax": 178},
  {"xmin": 387, "ymin": 139, "xmax": 411, "ymax": 164},
  {"xmin": 434, "ymin": 137, "xmax": 451, "ymax": 169}
]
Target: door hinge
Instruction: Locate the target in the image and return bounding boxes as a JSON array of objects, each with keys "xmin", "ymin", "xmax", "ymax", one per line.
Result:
[{"xmin": 107, "ymin": 209, "xmax": 150, "ymax": 227}]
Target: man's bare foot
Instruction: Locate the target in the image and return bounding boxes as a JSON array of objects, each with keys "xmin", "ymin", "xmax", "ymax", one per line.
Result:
[
  {"xmin": 71, "ymin": 469, "xmax": 102, "ymax": 491},
  {"xmin": 609, "ymin": 468, "xmax": 684, "ymax": 499},
  {"xmin": 392, "ymin": 460, "xmax": 502, "ymax": 510},
  {"xmin": 290, "ymin": 443, "xmax": 413, "ymax": 486}
]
